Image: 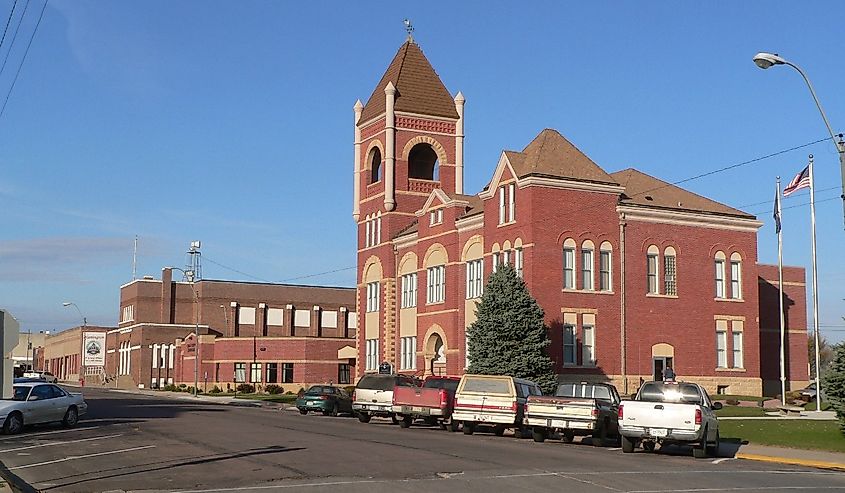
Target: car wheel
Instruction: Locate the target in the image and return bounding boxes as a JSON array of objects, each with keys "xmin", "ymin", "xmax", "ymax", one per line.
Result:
[
  {"xmin": 493, "ymin": 425, "xmax": 506, "ymax": 437},
  {"xmin": 532, "ymin": 428, "xmax": 547, "ymax": 443},
  {"xmin": 399, "ymin": 416, "xmax": 412, "ymax": 428},
  {"xmin": 693, "ymin": 427, "xmax": 709, "ymax": 459},
  {"xmin": 62, "ymin": 407, "xmax": 79, "ymax": 428},
  {"xmin": 642, "ymin": 440, "xmax": 656, "ymax": 452},
  {"xmin": 357, "ymin": 413, "xmax": 371, "ymax": 423},
  {"xmin": 561, "ymin": 430, "xmax": 575, "ymax": 443},
  {"xmin": 391, "ymin": 415, "xmax": 399, "ymax": 425},
  {"xmin": 621, "ymin": 435, "xmax": 635, "ymax": 453},
  {"xmin": 299, "ymin": 409, "xmax": 308, "ymax": 415},
  {"xmin": 706, "ymin": 430, "xmax": 720, "ymax": 457},
  {"xmin": 4, "ymin": 412, "xmax": 22, "ymax": 435},
  {"xmin": 592, "ymin": 420, "xmax": 608, "ymax": 447},
  {"xmin": 448, "ymin": 420, "xmax": 460, "ymax": 433},
  {"xmin": 462, "ymin": 422, "xmax": 475, "ymax": 435}
]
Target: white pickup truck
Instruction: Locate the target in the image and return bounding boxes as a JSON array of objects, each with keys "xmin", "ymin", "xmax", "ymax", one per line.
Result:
[{"xmin": 618, "ymin": 380, "xmax": 722, "ymax": 458}]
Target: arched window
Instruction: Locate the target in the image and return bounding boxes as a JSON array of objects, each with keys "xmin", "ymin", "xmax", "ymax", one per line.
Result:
[
  {"xmin": 599, "ymin": 241, "xmax": 612, "ymax": 291},
  {"xmin": 663, "ymin": 246, "xmax": 677, "ymax": 296},
  {"xmin": 730, "ymin": 252, "xmax": 742, "ymax": 299},
  {"xmin": 563, "ymin": 238, "xmax": 576, "ymax": 289},
  {"xmin": 369, "ymin": 147, "xmax": 382, "ymax": 184},
  {"xmin": 647, "ymin": 245, "xmax": 659, "ymax": 294},
  {"xmin": 715, "ymin": 251, "xmax": 726, "ymax": 298},
  {"xmin": 581, "ymin": 240, "xmax": 595, "ymax": 291},
  {"xmin": 408, "ymin": 143, "xmax": 439, "ymax": 180}
]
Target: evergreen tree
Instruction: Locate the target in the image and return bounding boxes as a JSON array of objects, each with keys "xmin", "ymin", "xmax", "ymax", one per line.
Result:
[
  {"xmin": 822, "ymin": 342, "xmax": 845, "ymax": 434},
  {"xmin": 467, "ymin": 264, "xmax": 556, "ymax": 393}
]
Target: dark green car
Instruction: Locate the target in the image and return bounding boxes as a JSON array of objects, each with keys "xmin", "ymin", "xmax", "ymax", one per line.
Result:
[{"xmin": 296, "ymin": 385, "xmax": 353, "ymax": 416}]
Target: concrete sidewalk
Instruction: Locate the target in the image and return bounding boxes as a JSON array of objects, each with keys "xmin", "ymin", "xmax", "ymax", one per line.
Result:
[{"xmin": 736, "ymin": 443, "xmax": 845, "ymax": 471}]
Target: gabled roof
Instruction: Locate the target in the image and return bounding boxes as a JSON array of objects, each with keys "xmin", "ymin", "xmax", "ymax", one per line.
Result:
[
  {"xmin": 611, "ymin": 168, "xmax": 755, "ymax": 218},
  {"xmin": 509, "ymin": 129, "xmax": 619, "ymax": 185},
  {"xmin": 393, "ymin": 193, "xmax": 483, "ymax": 239},
  {"xmin": 361, "ymin": 41, "xmax": 459, "ymax": 123}
]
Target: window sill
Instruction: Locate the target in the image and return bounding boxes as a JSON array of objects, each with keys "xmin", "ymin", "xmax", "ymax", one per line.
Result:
[
  {"xmin": 426, "ymin": 301, "xmax": 445, "ymax": 306},
  {"xmin": 715, "ymin": 367, "xmax": 746, "ymax": 372},
  {"xmin": 562, "ymin": 364, "xmax": 599, "ymax": 369},
  {"xmin": 497, "ymin": 220, "xmax": 516, "ymax": 228},
  {"xmin": 561, "ymin": 289, "xmax": 615, "ymax": 295},
  {"xmin": 715, "ymin": 297, "xmax": 744, "ymax": 303},
  {"xmin": 646, "ymin": 293, "xmax": 678, "ymax": 299},
  {"xmin": 465, "ymin": 296, "xmax": 482, "ymax": 301}
]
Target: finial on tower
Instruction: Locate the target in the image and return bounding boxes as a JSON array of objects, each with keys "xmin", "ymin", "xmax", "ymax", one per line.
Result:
[{"xmin": 403, "ymin": 19, "xmax": 414, "ymax": 43}]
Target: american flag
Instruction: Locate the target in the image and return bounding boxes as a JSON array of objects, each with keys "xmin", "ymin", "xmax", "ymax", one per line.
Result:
[{"xmin": 783, "ymin": 165, "xmax": 810, "ymax": 196}]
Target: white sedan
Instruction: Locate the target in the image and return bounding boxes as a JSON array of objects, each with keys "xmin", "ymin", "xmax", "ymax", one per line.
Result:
[
  {"xmin": 22, "ymin": 371, "xmax": 58, "ymax": 384},
  {"xmin": 0, "ymin": 382, "xmax": 87, "ymax": 434}
]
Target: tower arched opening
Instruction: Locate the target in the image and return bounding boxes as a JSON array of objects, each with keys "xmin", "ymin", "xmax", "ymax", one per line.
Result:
[
  {"xmin": 369, "ymin": 147, "xmax": 383, "ymax": 184},
  {"xmin": 408, "ymin": 143, "xmax": 439, "ymax": 181}
]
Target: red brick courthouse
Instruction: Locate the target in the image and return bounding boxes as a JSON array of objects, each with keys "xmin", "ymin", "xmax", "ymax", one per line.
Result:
[
  {"xmin": 352, "ymin": 39, "xmax": 808, "ymax": 396},
  {"xmin": 111, "ymin": 268, "xmax": 357, "ymax": 392}
]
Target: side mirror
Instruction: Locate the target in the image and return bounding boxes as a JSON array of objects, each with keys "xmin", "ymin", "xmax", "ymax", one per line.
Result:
[{"xmin": 712, "ymin": 402, "xmax": 723, "ymax": 410}]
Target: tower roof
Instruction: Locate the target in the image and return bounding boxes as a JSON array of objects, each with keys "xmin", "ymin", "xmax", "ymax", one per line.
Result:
[
  {"xmin": 611, "ymin": 168, "xmax": 755, "ymax": 218},
  {"xmin": 360, "ymin": 41, "xmax": 459, "ymax": 123},
  {"xmin": 508, "ymin": 129, "xmax": 619, "ymax": 185}
]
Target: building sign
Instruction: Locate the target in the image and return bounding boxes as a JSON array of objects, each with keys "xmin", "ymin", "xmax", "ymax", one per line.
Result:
[
  {"xmin": 378, "ymin": 362, "xmax": 392, "ymax": 375},
  {"xmin": 83, "ymin": 332, "xmax": 106, "ymax": 366}
]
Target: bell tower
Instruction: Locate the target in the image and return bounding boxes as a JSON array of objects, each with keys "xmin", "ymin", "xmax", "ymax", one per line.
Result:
[{"xmin": 353, "ymin": 37, "xmax": 464, "ymax": 375}]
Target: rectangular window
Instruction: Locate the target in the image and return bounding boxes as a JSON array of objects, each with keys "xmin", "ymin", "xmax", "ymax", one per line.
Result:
[
  {"xmin": 563, "ymin": 248, "xmax": 575, "ymax": 289},
  {"xmin": 508, "ymin": 183, "xmax": 515, "ymax": 222},
  {"xmin": 732, "ymin": 331, "xmax": 743, "ymax": 368},
  {"xmin": 498, "ymin": 186, "xmax": 506, "ymax": 224},
  {"xmin": 466, "ymin": 259, "xmax": 483, "ymax": 299},
  {"xmin": 366, "ymin": 281, "xmax": 380, "ymax": 312},
  {"xmin": 152, "ymin": 344, "xmax": 159, "ymax": 369},
  {"xmin": 401, "ymin": 273, "xmax": 417, "ymax": 308},
  {"xmin": 400, "ymin": 336, "xmax": 417, "ymax": 370},
  {"xmin": 429, "ymin": 209, "xmax": 443, "ymax": 225},
  {"xmin": 582, "ymin": 324, "xmax": 595, "ymax": 366},
  {"xmin": 581, "ymin": 249, "xmax": 594, "ymax": 290},
  {"xmin": 267, "ymin": 308, "xmax": 284, "ymax": 326},
  {"xmin": 282, "ymin": 363, "xmax": 294, "ymax": 383},
  {"xmin": 365, "ymin": 339, "xmax": 379, "ymax": 371},
  {"xmin": 234, "ymin": 363, "xmax": 246, "ymax": 383},
  {"xmin": 502, "ymin": 249, "xmax": 511, "ymax": 266},
  {"xmin": 250, "ymin": 363, "xmax": 261, "ymax": 383},
  {"xmin": 492, "ymin": 252, "xmax": 499, "ymax": 272},
  {"xmin": 647, "ymin": 254, "xmax": 658, "ymax": 294},
  {"xmin": 715, "ymin": 260, "xmax": 726, "ymax": 298},
  {"xmin": 664, "ymin": 255, "xmax": 677, "ymax": 296},
  {"xmin": 716, "ymin": 331, "xmax": 727, "ymax": 368},
  {"xmin": 365, "ymin": 220, "xmax": 371, "ymax": 248},
  {"xmin": 427, "ymin": 265, "xmax": 445, "ymax": 304},
  {"xmin": 563, "ymin": 324, "xmax": 576, "ymax": 364},
  {"xmin": 730, "ymin": 261, "xmax": 742, "ymax": 299},
  {"xmin": 239, "ymin": 307, "xmax": 256, "ymax": 325},
  {"xmin": 376, "ymin": 216, "xmax": 381, "ymax": 244},
  {"xmin": 266, "ymin": 362, "xmax": 278, "ymax": 384},
  {"xmin": 515, "ymin": 247, "xmax": 524, "ymax": 278},
  {"xmin": 599, "ymin": 250, "xmax": 611, "ymax": 291},
  {"xmin": 121, "ymin": 305, "xmax": 134, "ymax": 323},
  {"xmin": 338, "ymin": 364, "xmax": 351, "ymax": 384}
]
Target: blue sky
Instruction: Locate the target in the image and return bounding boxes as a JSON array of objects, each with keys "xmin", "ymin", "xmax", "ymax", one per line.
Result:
[{"xmin": 1, "ymin": 1, "xmax": 843, "ymax": 342}]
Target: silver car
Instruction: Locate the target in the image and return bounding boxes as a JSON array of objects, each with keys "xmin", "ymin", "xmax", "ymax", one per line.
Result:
[{"xmin": 0, "ymin": 383, "xmax": 87, "ymax": 434}]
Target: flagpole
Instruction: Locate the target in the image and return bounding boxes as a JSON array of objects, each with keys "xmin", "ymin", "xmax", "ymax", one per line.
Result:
[
  {"xmin": 808, "ymin": 155, "xmax": 822, "ymax": 412},
  {"xmin": 777, "ymin": 176, "xmax": 786, "ymax": 406}
]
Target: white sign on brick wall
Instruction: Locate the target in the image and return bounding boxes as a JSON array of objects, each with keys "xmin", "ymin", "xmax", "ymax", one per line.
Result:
[
  {"xmin": 321, "ymin": 310, "xmax": 338, "ymax": 328},
  {"xmin": 294, "ymin": 309, "xmax": 311, "ymax": 327},
  {"xmin": 267, "ymin": 308, "xmax": 284, "ymax": 326}
]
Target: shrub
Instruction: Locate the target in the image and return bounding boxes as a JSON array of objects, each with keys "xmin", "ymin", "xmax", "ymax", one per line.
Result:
[
  {"xmin": 265, "ymin": 384, "xmax": 283, "ymax": 395},
  {"xmin": 344, "ymin": 386, "xmax": 356, "ymax": 396},
  {"xmin": 209, "ymin": 385, "xmax": 222, "ymax": 394},
  {"xmin": 285, "ymin": 390, "xmax": 294, "ymax": 395},
  {"xmin": 178, "ymin": 383, "xmax": 188, "ymax": 390},
  {"xmin": 822, "ymin": 342, "xmax": 845, "ymax": 434},
  {"xmin": 726, "ymin": 398, "xmax": 740, "ymax": 406},
  {"xmin": 162, "ymin": 384, "xmax": 178, "ymax": 392},
  {"xmin": 236, "ymin": 383, "xmax": 255, "ymax": 394}
]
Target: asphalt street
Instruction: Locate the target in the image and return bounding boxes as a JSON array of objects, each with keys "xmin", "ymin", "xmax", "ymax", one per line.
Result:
[{"xmin": 0, "ymin": 387, "xmax": 842, "ymax": 492}]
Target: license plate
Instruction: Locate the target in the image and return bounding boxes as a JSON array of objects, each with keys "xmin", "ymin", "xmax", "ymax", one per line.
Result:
[
  {"xmin": 649, "ymin": 428, "xmax": 668, "ymax": 437},
  {"xmin": 412, "ymin": 407, "xmax": 423, "ymax": 412}
]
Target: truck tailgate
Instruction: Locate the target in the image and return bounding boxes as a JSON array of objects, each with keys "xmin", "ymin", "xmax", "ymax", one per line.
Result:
[
  {"xmin": 392, "ymin": 386, "xmax": 442, "ymax": 408},
  {"xmin": 621, "ymin": 401, "xmax": 698, "ymax": 432},
  {"xmin": 526, "ymin": 396, "xmax": 594, "ymax": 419},
  {"xmin": 355, "ymin": 388, "xmax": 392, "ymax": 406}
]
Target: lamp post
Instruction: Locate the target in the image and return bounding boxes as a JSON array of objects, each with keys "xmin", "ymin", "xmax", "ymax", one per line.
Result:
[
  {"xmin": 753, "ymin": 52, "xmax": 839, "ymax": 412},
  {"xmin": 62, "ymin": 302, "xmax": 87, "ymax": 327},
  {"xmin": 170, "ymin": 267, "xmax": 200, "ymax": 397},
  {"xmin": 752, "ymin": 52, "xmax": 845, "ymax": 229}
]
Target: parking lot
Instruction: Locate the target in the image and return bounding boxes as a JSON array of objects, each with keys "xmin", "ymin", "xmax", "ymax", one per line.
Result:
[{"xmin": 0, "ymin": 386, "xmax": 842, "ymax": 492}]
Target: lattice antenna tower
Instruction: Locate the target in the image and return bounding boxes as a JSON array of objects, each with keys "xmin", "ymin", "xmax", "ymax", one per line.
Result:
[{"xmin": 184, "ymin": 240, "xmax": 202, "ymax": 281}]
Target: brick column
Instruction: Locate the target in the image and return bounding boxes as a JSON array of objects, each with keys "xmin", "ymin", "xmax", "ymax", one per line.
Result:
[
  {"xmin": 257, "ymin": 303, "xmax": 267, "ymax": 337},
  {"xmin": 285, "ymin": 304, "xmax": 294, "ymax": 337},
  {"xmin": 311, "ymin": 306, "xmax": 321, "ymax": 337},
  {"xmin": 339, "ymin": 307, "xmax": 349, "ymax": 339},
  {"xmin": 161, "ymin": 268, "xmax": 173, "ymax": 324},
  {"xmin": 230, "ymin": 302, "xmax": 239, "ymax": 337}
]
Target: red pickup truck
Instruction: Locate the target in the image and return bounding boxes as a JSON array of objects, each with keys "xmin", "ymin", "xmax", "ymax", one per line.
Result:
[{"xmin": 392, "ymin": 376, "xmax": 461, "ymax": 431}]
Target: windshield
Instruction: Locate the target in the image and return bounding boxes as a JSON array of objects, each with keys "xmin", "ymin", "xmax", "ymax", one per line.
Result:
[
  {"xmin": 12, "ymin": 386, "xmax": 29, "ymax": 401},
  {"xmin": 461, "ymin": 377, "xmax": 511, "ymax": 395},
  {"xmin": 556, "ymin": 383, "xmax": 611, "ymax": 400},
  {"xmin": 424, "ymin": 379, "xmax": 459, "ymax": 393},
  {"xmin": 639, "ymin": 382, "xmax": 702, "ymax": 404},
  {"xmin": 306, "ymin": 386, "xmax": 335, "ymax": 395},
  {"xmin": 356, "ymin": 375, "xmax": 395, "ymax": 391}
]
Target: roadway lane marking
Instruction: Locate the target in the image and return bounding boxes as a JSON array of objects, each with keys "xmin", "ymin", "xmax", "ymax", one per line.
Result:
[
  {"xmin": 626, "ymin": 487, "xmax": 845, "ymax": 492},
  {"xmin": 712, "ymin": 457, "xmax": 736, "ymax": 464},
  {"xmin": 9, "ymin": 445, "xmax": 155, "ymax": 470},
  {"xmin": 0, "ymin": 434, "xmax": 122, "ymax": 453},
  {"xmin": 553, "ymin": 471, "xmax": 622, "ymax": 491},
  {"xmin": 0, "ymin": 426, "xmax": 103, "ymax": 441}
]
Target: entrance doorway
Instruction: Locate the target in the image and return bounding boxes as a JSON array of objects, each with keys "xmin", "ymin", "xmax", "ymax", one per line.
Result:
[{"xmin": 652, "ymin": 357, "xmax": 673, "ymax": 381}]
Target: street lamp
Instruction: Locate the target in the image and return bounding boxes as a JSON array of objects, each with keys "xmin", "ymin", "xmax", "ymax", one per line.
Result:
[
  {"xmin": 752, "ymin": 52, "xmax": 845, "ymax": 229},
  {"xmin": 170, "ymin": 267, "xmax": 200, "ymax": 397},
  {"xmin": 62, "ymin": 302, "xmax": 87, "ymax": 327}
]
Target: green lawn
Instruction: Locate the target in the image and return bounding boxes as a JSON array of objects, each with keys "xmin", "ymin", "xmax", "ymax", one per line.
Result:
[
  {"xmin": 720, "ymin": 419, "xmax": 845, "ymax": 453},
  {"xmin": 716, "ymin": 406, "xmax": 769, "ymax": 418},
  {"xmin": 233, "ymin": 393, "xmax": 297, "ymax": 403},
  {"xmin": 715, "ymin": 394, "xmax": 770, "ymax": 403}
]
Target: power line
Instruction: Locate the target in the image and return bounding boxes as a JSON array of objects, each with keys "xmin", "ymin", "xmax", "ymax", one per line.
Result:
[
  {"xmin": 280, "ymin": 266, "xmax": 356, "ymax": 283},
  {"xmin": 0, "ymin": 0, "xmax": 46, "ymax": 121},
  {"xmin": 736, "ymin": 185, "xmax": 839, "ymax": 210},
  {"xmin": 0, "ymin": 0, "xmax": 17, "ymax": 51},
  {"xmin": 201, "ymin": 256, "xmax": 273, "ymax": 283},
  {"xmin": 0, "ymin": 0, "xmax": 29, "ymax": 79},
  {"xmin": 750, "ymin": 195, "xmax": 841, "ymax": 216}
]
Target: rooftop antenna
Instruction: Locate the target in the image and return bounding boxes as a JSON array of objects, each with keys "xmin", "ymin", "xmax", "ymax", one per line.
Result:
[
  {"xmin": 132, "ymin": 235, "xmax": 138, "ymax": 280},
  {"xmin": 403, "ymin": 18, "xmax": 414, "ymax": 43},
  {"xmin": 185, "ymin": 241, "xmax": 202, "ymax": 281}
]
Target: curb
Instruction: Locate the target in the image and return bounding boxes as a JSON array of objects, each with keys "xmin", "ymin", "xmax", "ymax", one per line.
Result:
[{"xmin": 736, "ymin": 453, "xmax": 845, "ymax": 471}]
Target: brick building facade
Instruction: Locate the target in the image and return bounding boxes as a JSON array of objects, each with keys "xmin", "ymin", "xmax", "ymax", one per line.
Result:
[
  {"xmin": 352, "ymin": 39, "xmax": 809, "ymax": 396},
  {"xmin": 112, "ymin": 268, "xmax": 357, "ymax": 391}
]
